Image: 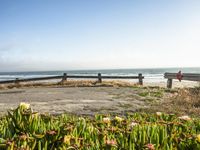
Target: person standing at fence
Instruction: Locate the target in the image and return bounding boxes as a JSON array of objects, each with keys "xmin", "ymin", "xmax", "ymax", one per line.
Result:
[{"xmin": 176, "ymin": 71, "xmax": 183, "ymax": 82}]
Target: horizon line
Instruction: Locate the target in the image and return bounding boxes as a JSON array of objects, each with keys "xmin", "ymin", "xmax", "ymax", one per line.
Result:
[{"xmin": 0, "ymin": 66, "xmax": 200, "ymax": 73}]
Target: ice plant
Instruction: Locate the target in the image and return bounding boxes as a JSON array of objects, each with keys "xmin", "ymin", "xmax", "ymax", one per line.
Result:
[
  {"xmin": 1, "ymin": 103, "xmax": 200, "ymax": 149},
  {"xmin": 78, "ymin": 117, "xmax": 85, "ymax": 120},
  {"xmin": 32, "ymin": 112, "xmax": 39, "ymax": 118}
]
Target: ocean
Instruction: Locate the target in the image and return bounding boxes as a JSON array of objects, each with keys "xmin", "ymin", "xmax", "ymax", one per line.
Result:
[{"xmin": 0, "ymin": 67, "xmax": 200, "ymax": 83}]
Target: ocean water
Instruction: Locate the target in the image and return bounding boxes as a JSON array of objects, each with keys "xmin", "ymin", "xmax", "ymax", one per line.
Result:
[{"xmin": 0, "ymin": 68, "xmax": 200, "ymax": 83}]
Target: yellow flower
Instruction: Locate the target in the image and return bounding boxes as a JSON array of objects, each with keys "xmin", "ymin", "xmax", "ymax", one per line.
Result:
[
  {"xmin": 32, "ymin": 112, "xmax": 39, "ymax": 119},
  {"xmin": 156, "ymin": 112, "xmax": 162, "ymax": 116},
  {"xmin": 20, "ymin": 102, "xmax": 30, "ymax": 109},
  {"xmin": 196, "ymin": 134, "xmax": 200, "ymax": 142},
  {"xmin": 115, "ymin": 116, "xmax": 123, "ymax": 122},
  {"xmin": 63, "ymin": 135, "xmax": 71, "ymax": 144},
  {"xmin": 78, "ymin": 117, "xmax": 85, "ymax": 121}
]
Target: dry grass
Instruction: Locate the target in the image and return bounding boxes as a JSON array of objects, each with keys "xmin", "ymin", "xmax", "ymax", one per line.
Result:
[
  {"xmin": 0, "ymin": 80, "xmax": 138, "ymax": 90},
  {"xmin": 146, "ymin": 87, "xmax": 200, "ymax": 116}
]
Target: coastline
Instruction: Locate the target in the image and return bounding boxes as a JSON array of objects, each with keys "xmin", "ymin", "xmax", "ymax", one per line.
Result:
[{"xmin": 0, "ymin": 79, "xmax": 199, "ymax": 90}]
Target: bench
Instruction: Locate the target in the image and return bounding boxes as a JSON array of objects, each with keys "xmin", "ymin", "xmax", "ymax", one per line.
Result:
[{"xmin": 164, "ymin": 72, "xmax": 200, "ymax": 88}]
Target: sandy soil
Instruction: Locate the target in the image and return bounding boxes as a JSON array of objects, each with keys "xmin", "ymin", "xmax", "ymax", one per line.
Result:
[
  {"xmin": 144, "ymin": 80, "xmax": 199, "ymax": 88},
  {"xmin": 0, "ymin": 86, "xmax": 161, "ymax": 115}
]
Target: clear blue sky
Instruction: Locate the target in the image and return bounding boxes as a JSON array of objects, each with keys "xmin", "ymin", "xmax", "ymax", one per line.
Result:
[{"xmin": 0, "ymin": 0, "xmax": 200, "ymax": 71}]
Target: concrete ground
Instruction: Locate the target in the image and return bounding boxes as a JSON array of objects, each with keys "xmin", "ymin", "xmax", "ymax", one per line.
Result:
[{"xmin": 0, "ymin": 86, "xmax": 157, "ymax": 115}]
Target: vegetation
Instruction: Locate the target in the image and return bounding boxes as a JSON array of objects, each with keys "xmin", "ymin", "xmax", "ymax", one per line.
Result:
[
  {"xmin": 148, "ymin": 87, "xmax": 200, "ymax": 116},
  {"xmin": 1, "ymin": 103, "xmax": 200, "ymax": 149},
  {"xmin": 0, "ymin": 80, "xmax": 137, "ymax": 90},
  {"xmin": 138, "ymin": 87, "xmax": 164, "ymax": 98}
]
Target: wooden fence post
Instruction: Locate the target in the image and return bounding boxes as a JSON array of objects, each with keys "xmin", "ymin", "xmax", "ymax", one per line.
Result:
[
  {"xmin": 62, "ymin": 73, "xmax": 67, "ymax": 81},
  {"xmin": 98, "ymin": 73, "xmax": 102, "ymax": 83},
  {"xmin": 138, "ymin": 73, "xmax": 143, "ymax": 85},
  {"xmin": 167, "ymin": 79, "xmax": 172, "ymax": 88},
  {"xmin": 61, "ymin": 73, "xmax": 67, "ymax": 84},
  {"xmin": 15, "ymin": 78, "xmax": 19, "ymax": 85}
]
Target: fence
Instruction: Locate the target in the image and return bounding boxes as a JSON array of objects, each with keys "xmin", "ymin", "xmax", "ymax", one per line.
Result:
[
  {"xmin": 0, "ymin": 73, "xmax": 144, "ymax": 85},
  {"xmin": 164, "ymin": 72, "xmax": 200, "ymax": 88}
]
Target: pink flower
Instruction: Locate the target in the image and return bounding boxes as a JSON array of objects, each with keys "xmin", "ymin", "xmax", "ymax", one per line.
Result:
[
  {"xmin": 178, "ymin": 115, "xmax": 191, "ymax": 121},
  {"xmin": 103, "ymin": 117, "xmax": 110, "ymax": 123},
  {"xmin": 130, "ymin": 122, "xmax": 138, "ymax": 127},
  {"xmin": 105, "ymin": 139, "xmax": 117, "ymax": 146},
  {"xmin": 145, "ymin": 143, "xmax": 155, "ymax": 150}
]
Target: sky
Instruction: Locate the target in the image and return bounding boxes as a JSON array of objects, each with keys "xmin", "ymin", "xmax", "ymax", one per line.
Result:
[{"xmin": 0, "ymin": 0, "xmax": 200, "ymax": 72}]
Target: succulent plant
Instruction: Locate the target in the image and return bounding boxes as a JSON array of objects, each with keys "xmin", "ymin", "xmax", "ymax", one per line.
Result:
[{"xmin": 0, "ymin": 103, "xmax": 200, "ymax": 149}]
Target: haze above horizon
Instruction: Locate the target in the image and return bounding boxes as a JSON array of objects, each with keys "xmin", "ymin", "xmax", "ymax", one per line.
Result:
[{"xmin": 0, "ymin": 0, "xmax": 200, "ymax": 72}]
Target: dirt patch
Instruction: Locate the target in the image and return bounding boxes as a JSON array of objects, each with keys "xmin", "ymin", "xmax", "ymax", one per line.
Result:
[{"xmin": 0, "ymin": 86, "xmax": 168, "ymax": 115}]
